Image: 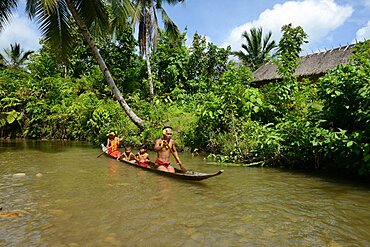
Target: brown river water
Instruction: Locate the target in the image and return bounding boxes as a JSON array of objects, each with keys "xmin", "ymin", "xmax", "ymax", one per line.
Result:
[{"xmin": 1, "ymin": 140, "xmax": 370, "ymax": 246}]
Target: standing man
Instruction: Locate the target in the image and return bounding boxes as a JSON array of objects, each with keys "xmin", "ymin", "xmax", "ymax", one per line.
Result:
[{"xmin": 154, "ymin": 126, "xmax": 186, "ymax": 173}]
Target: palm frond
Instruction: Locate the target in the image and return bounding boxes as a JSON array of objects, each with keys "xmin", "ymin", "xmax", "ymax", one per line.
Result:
[
  {"xmin": 18, "ymin": 50, "xmax": 34, "ymax": 65},
  {"xmin": 232, "ymin": 50, "xmax": 251, "ymax": 66},
  {"xmin": 157, "ymin": 5, "xmax": 179, "ymax": 40},
  {"xmin": 262, "ymin": 31, "xmax": 272, "ymax": 49},
  {"xmin": 2, "ymin": 42, "xmax": 34, "ymax": 67},
  {"xmin": 131, "ymin": 0, "xmax": 144, "ymax": 25},
  {"xmin": 150, "ymin": 5, "xmax": 159, "ymax": 51},
  {"xmin": 262, "ymin": 31, "xmax": 276, "ymax": 52},
  {"xmin": 0, "ymin": 53, "xmax": 5, "ymax": 66},
  {"xmin": 42, "ymin": 0, "xmax": 59, "ymax": 15},
  {"xmin": 239, "ymin": 26, "xmax": 277, "ymax": 70},
  {"xmin": 134, "ymin": 0, "xmax": 183, "ymax": 60},
  {"xmin": 0, "ymin": 0, "xmax": 18, "ymax": 31},
  {"xmin": 10, "ymin": 43, "xmax": 21, "ymax": 63},
  {"xmin": 74, "ymin": 0, "xmax": 109, "ymax": 34},
  {"xmin": 25, "ymin": 0, "xmax": 38, "ymax": 17},
  {"xmin": 34, "ymin": 0, "xmax": 73, "ymax": 63},
  {"xmin": 109, "ymin": 0, "xmax": 134, "ymax": 34}
]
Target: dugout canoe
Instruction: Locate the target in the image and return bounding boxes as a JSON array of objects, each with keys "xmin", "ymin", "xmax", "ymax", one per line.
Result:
[{"xmin": 100, "ymin": 144, "xmax": 223, "ymax": 181}]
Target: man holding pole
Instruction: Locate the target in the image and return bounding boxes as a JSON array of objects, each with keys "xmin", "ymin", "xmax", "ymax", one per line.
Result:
[{"xmin": 154, "ymin": 126, "xmax": 186, "ymax": 173}]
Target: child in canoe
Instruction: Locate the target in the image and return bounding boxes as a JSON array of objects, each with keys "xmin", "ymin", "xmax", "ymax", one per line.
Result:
[
  {"xmin": 106, "ymin": 132, "xmax": 123, "ymax": 158},
  {"xmin": 118, "ymin": 146, "xmax": 136, "ymax": 162},
  {"xmin": 136, "ymin": 144, "xmax": 151, "ymax": 168}
]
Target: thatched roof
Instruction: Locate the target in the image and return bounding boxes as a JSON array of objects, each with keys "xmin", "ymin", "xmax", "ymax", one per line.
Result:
[{"xmin": 252, "ymin": 44, "xmax": 354, "ymax": 83}]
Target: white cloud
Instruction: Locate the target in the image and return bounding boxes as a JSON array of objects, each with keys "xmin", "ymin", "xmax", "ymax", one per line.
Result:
[
  {"xmin": 221, "ymin": 0, "xmax": 353, "ymax": 52},
  {"xmin": 355, "ymin": 20, "xmax": 370, "ymax": 42},
  {"xmin": 0, "ymin": 13, "xmax": 41, "ymax": 53}
]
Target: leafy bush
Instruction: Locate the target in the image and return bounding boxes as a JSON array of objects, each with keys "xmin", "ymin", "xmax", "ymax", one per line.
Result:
[{"xmin": 315, "ymin": 40, "xmax": 370, "ymax": 175}]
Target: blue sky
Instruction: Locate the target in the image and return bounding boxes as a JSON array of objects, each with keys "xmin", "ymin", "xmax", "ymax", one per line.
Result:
[{"xmin": 0, "ymin": 0, "xmax": 369, "ymax": 55}]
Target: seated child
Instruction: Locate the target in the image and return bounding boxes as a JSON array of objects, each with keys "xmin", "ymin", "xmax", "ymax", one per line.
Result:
[
  {"xmin": 118, "ymin": 146, "xmax": 136, "ymax": 162},
  {"xmin": 135, "ymin": 144, "xmax": 151, "ymax": 168}
]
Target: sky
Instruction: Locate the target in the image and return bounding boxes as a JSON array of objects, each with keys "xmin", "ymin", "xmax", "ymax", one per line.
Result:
[{"xmin": 0, "ymin": 0, "xmax": 369, "ymax": 55}]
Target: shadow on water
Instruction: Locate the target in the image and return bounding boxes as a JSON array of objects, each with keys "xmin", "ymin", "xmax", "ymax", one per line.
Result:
[
  {"xmin": 0, "ymin": 139, "xmax": 93, "ymax": 154},
  {"xmin": 270, "ymin": 166, "xmax": 370, "ymax": 190}
]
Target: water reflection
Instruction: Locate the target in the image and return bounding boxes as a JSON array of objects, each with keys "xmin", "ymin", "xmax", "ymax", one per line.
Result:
[{"xmin": 1, "ymin": 141, "xmax": 370, "ymax": 246}]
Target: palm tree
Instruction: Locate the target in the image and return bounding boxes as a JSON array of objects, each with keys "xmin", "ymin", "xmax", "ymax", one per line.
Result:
[
  {"xmin": 0, "ymin": 53, "xmax": 5, "ymax": 68},
  {"xmin": 3, "ymin": 42, "xmax": 34, "ymax": 68},
  {"xmin": 234, "ymin": 27, "xmax": 277, "ymax": 71},
  {"xmin": 0, "ymin": 0, "xmax": 144, "ymax": 129},
  {"xmin": 133, "ymin": 0, "xmax": 185, "ymax": 97}
]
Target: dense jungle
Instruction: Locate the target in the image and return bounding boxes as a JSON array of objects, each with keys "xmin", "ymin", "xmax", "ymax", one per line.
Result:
[{"xmin": 0, "ymin": 0, "xmax": 369, "ymax": 178}]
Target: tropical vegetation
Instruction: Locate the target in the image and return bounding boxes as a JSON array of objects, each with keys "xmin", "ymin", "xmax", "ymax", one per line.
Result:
[
  {"xmin": 133, "ymin": 0, "xmax": 184, "ymax": 97},
  {"xmin": 233, "ymin": 27, "xmax": 277, "ymax": 71},
  {"xmin": 1, "ymin": 42, "xmax": 34, "ymax": 69},
  {"xmin": 0, "ymin": 1, "xmax": 369, "ymax": 178}
]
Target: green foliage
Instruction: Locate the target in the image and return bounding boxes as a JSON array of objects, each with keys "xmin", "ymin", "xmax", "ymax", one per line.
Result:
[
  {"xmin": 27, "ymin": 48, "xmax": 60, "ymax": 79},
  {"xmin": 184, "ymin": 33, "xmax": 231, "ymax": 94},
  {"xmin": 0, "ymin": 69, "xmax": 31, "ymax": 132},
  {"xmin": 122, "ymin": 93, "xmax": 198, "ymax": 150},
  {"xmin": 87, "ymin": 97, "xmax": 137, "ymax": 144},
  {"xmin": 233, "ymin": 27, "xmax": 277, "ymax": 70},
  {"xmin": 0, "ymin": 64, "xmax": 136, "ymax": 141},
  {"xmin": 260, "ymin": 24, "xmax": 309, "ymax": 121},
  {"xmin": 276, "ymin": 24, "xmax": 308, "ymax": 81},
  {"xmin": 1, "ymin": 42, "xmax": 34, "ymax": 69},
  {"xmin": 207, "ymin": 120, "xmax": 283, "ymax": 164},
  {"xmin": 134, "ymin": 0, "xmax": 184, "ymax": 57},
  {"xmin": 315, "ymin": 40, "xmax": 370, "ymax": 175},
  {"xmin": 1, "ymin": 18, "xmax": 369, "ymax": 179},
  {"xmin": 195, "ymin": 64, "xmax": 262, "ymax": 151},
  {"xmin": 151, "ymin": 32, "xmax": 189, "ymax": 94},
  {"xmin": 151, "ymin": 32, "xmax": 232, "ymax": 97},
  {"xmin": 66, "ymin": 27, "xmax": 145, "ymax": 94}
]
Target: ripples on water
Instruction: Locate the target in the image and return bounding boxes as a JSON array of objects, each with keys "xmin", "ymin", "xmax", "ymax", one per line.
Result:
[{"xmin": 1, "ymin": 140, "xmax": 370, "ymax": 246}]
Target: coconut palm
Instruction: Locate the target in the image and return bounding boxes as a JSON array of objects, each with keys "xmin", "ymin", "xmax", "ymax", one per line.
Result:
[
  {"xmin": 2, "ymin": 42, "xmax": 34, "ymax": 68},
  {"xmin": 0, "ymin": 53, "xmax": 5, "ymax": 68},
  {"xmin": 0, "ymin": 0, "xmax": 144, "ymax": 128},
  {"xmin": 133, "ymin": 0, "xmax": 185, "ymax": 97},
  {"xmin": 234, "ymin": 27, "xmax": 277, "ymax": 71}
]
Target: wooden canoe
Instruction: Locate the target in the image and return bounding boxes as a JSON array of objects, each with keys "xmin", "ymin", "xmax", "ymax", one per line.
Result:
[{"xmin": 101, "ymin": 144, "xmax": 223, "ymax": 181}]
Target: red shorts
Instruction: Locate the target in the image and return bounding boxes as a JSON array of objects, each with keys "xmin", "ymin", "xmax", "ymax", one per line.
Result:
[
  {"xmin": 138, "ymin": 161, "xmax": 151, "ymax": 168},
  {"xmin": 108, "ymin": 150, "xmax": 121, "ymax": 158},
  {"xmin": 155, "ymin": 158, "xmax": 170, "ymax": 168}
]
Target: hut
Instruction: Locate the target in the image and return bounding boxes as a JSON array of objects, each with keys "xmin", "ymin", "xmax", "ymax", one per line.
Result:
[{"xmin": 251, "ymin": 44, "xmax": 354, "ymax": 86}]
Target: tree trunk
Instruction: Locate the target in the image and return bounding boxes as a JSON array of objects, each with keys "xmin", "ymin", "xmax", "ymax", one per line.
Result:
[
  {"xmin": 65, "ymin": 0, "xmax": 144, "ymax": 129},
  {"xmin": 145, "ymin": 21, "xmax": 154, "ymax": 97}
]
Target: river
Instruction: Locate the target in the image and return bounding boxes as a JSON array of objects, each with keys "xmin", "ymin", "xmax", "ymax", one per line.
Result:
[{"xmin": 1, "ymin": 140, "xmax": 369, "ymax": 246}]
